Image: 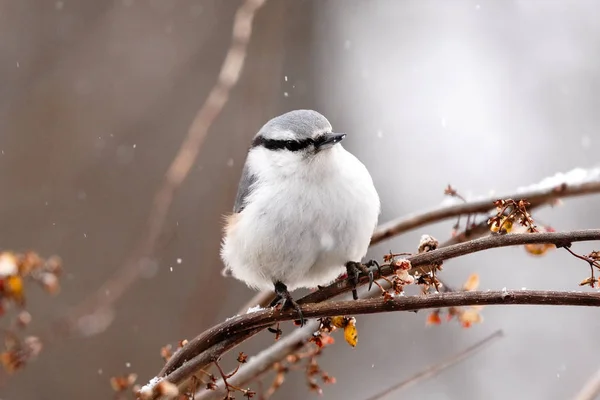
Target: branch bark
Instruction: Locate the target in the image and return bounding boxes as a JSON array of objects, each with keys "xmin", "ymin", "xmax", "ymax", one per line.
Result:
[{"xmin": 142, "ymin": 229, "xmax": 600, "ymax": 398}]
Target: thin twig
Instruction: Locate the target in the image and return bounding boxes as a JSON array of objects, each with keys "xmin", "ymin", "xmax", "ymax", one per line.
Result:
[
  {"xmin": 196, "ymin": 322, "xmax": 315, "ymax": 400},
  {"xmin": 214, "ymin": 360, "xmax": 254, "ymax": 398},
  {"xmin": 364, "ymin": 330, "xmax": 504, "ymax": 400},
  {"xmin": 563, "ymin": 246, "xmax": 600, "ymax": 287},
  {"xmin": 371, "ymin": 179, "xmax": 600, "ymax": 245},
  {"xmin": 145, "ymin": 229, "xmax": 600, "ymax": 397},
  {"xmin": 61, "ymin": 0, "xmax": 268, "ymax": 336},
  {"xmin": 573, "ymin": 367, "xmax": 600, "ymax": 400}
]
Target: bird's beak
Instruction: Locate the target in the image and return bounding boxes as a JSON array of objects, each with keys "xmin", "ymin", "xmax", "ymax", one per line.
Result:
[{"xmin": 315, "ymin": 133, "xmax": 346, "ymax": 151}]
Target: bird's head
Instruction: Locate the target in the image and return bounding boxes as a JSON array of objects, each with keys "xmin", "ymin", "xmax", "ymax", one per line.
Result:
[{"xmin": 248, "ymin": 110, "xmax": 346, "ymax": 177}]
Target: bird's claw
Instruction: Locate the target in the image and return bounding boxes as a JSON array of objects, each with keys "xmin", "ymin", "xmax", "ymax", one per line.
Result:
[
  {"xmin": 363, "ymin": 259, "xmax": 381, "ymax": 291},
  {"xmin": 345, "ymin": 260, "xmax": 381, "ymax": 300},
  {"xmin": 270, "ymin": 281, "xmax": 305, "ymax": 327}
]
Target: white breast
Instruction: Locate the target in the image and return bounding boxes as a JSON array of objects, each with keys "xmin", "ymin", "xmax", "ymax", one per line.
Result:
[{"xmin": 221, "ymin": 145, "xmax": 380, "ymax": 292}]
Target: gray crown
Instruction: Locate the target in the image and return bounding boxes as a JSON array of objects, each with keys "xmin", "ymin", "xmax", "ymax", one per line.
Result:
[{"xmin": 258, "ymin": 110, "xmax": 333, "ymax": 140}]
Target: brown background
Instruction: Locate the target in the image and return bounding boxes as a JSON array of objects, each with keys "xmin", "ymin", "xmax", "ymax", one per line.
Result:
[{"xmin": 1, "ymin": 1, "xmax": 600, "ymax": 399}]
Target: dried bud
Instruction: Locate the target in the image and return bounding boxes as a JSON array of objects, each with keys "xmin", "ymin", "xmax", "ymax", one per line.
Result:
[
  {"xmin": 319, "ymin": 318, "xmax": 334, "ymax": 333},
  {"xmin": 44, "ymin": 256, "xmax": 63, "ymax": 275},
  {"xmin": 321, "ymin": 373, "xmax": 337, "ymax": 384},
  {"xmin": 4, "ymin": 275, "xmax": 25, "ymax": 304},
  {"xmin": 16, "ymin": 311, "xmax": 32, "ymax": 328},
  {"xmin": 160, "ymin": 345, "xmax": 172, "ymax": 362},
  {"xmin": 343, "ymin": 318, "xmax": 358, "ymax": 348},
  {"xmin": 156, "ymin": 380, "xmax": 179, "ymax": 398},
  {"xmin": 426, "ymin": 311, "xmax": 442, "ymax": 325},
  {"xmin": 19, "ymin": 252, "xmax": 43, "ymax": 275},
  {"xmin": 237, "ymin": 352, "xmax": 248, "ymax": 364},
  {"xmin": 580, "ymin": 276, "xmax": 596, "ymax": 287},
  {"xmin": 110, "ymin": 373, "xmax": 138, "ymax": 392},
  {"xmin": 307, "ymin": 360, "xmax": 320, "ymax": 376},
  {"xmin": 41, "ymin": 273, "xmax": 60, "ymax": 295},
  {"xmin": 396, "ymin": 270, "xmax": 415, "ymax": 285},
  {"xmin": 588, "ymin": 251, "xmax": 600, "ymax": 261},
  {"xmin": 382, "ymin": 291, "xmax": 394, "ymax": 302},
  {"xmin": 418, "ymin": 235, "xmax": 439, "ymax": 253},
  {"xmin": 524, "ymin": 243, "xmax": 554, "ymax": 256},
  {"xmin": 178, "ymin": 339, "xmax": 188, "ymax": 348},
  {"xmin": 310, "ymin": 332, "xmax": 334, "ymax": 348},
  {"xmin": 286, "ymin": 354, "xmax": 300, "ymax": 364},
  {"xmin": 518, "ymin": 199, "xmax": 531, "ymax": 208},
  {"xmin": 462, "ymin": 273, "xmax": 480, "ymax": 291},
  {"xmin": 23, "ymin": 336, "xmax": 42, "ymax": 358},
  {"xmin": 489, "ymin": 216, "xmax": 513, "ymax": 234},
  {"xmin": 309, "ymin": 381, "xmax": 323, "ymax": 395},
  {"xmin": 0, "ymin": 252, "xmax": 18, "ymax": 277},
  {"xmin": 0, "ymin": 350, "xmax": 22, "ymax": 373},
  {"xmin": 444, "ymin": 185, "xmax": 458, "ymax": 196},
  {"xmin": 458, "ymin": 308, "xmax": 483, "ymax": 328},
  {"xmin": 391, "ymin": 259, "xmax": 411, "ymax": 272},
  {"xmin": 330, "ymin": 316, "xmax": 346, "ymax": 329}
]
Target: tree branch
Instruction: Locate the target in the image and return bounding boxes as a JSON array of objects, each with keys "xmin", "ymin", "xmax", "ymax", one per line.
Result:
[
  {"xmin": 151, "ymin": 289, "xmax": 600, "ymax": 400},
  {"xmin": 371, "ymin": 174, "xmax": 600, "ymax": 244},
  {"xmin": 364, "ymin": 330, "xmax": 504, "ymax": 400},
  {"xmin": 210, "ymin": 290, "xmax": 600, "ymax": 335},
  {"xmin": 142, "ymin": 229, "xmax": 600, "ymax": 398},
  {"xmin": 298, "ymin": 229, "xmax": 596, "ymax": 305}
]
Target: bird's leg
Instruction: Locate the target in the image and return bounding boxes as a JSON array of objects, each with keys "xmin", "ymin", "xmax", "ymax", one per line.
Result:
[
  {"xmin": 269, "ymin": 281, "xmax": 305, "ymax": 327},
  {"xmin": 345, "ymin": 260, "xmax": 382, "ymax": 300},
  {"xmin": 345, "ymin": 261, "xmax": 361, "ymax": 300}
]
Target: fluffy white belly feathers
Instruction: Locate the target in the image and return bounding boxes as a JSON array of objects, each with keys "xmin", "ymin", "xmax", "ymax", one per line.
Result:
[{"xmin": 222, "ymin": 146, "xmax": 379, "ymax": 291}]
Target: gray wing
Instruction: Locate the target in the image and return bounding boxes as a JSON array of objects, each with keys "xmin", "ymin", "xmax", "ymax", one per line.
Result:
[{"xmin": 233, "ymin": 159, "xmax": 256, "ymax": 213}]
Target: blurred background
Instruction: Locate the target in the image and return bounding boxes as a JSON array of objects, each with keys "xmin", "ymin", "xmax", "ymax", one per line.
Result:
[{"xmin": 1, "ymin": 0, "xmax": 600, "ymax": 399}]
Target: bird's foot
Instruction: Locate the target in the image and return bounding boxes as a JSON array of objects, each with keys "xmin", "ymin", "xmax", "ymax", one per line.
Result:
[
  {"xmin": 269, "ymin": 281, "xmax": 305, "ymax": 327},
  {"xmin": 345, "ymin": 260, "xmax": 382, "ymax": 300}
]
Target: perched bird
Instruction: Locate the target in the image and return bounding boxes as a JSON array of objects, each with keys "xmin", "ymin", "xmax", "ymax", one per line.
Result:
[{"xmin": 221, "ymin": 110, "xmax": 380, "ymax": 324}]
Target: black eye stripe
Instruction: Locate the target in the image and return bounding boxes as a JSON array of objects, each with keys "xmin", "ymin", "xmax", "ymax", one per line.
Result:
[{"xmin": 251, "ymin": 136, "xmax": 315, "ymax": 152}]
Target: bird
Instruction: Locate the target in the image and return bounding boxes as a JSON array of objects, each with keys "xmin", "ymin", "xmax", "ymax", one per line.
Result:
[{"xmin": 220, "ymin": 109, "xmax": 380, "ymax": 325}]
